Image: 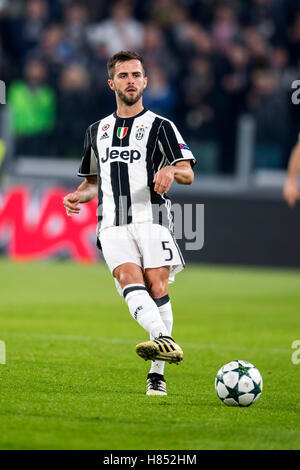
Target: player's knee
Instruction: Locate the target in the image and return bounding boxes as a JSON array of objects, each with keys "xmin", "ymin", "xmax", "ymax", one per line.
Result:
[
  {"xmin": 113, "ymin": 264, "xmax": 144, "ymax": 288},
  {"xmin": 148, "ymin": 281, "xmax": 168, "ymax": 299},
  {"xmin": 119, "ymin": 272, "xmax": 141, "ymax": 287}
]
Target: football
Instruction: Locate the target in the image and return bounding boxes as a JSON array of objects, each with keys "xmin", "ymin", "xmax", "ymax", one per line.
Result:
[{"xmin": 215, "ymin": 360, "xmax": 263, "ymax": 407}]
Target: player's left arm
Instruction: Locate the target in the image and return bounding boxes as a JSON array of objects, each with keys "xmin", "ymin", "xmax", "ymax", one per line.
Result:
[
  {"xmin": 154, "ymin": 119, "xmax": 196, "ymax": 195},
  {"xmin": 153, "ymin": 161, "xmax": 194, "ymax": 195}
]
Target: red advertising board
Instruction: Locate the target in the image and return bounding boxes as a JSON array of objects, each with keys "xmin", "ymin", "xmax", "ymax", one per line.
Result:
[{"xmin": 0, "ymin": 185, "xmax": 100, "ymax": 262}]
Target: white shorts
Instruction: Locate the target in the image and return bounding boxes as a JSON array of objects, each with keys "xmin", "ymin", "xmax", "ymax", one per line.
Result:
[{"xmin": 98, "ymin": 222, "xmax": 185, "ymax": 295}]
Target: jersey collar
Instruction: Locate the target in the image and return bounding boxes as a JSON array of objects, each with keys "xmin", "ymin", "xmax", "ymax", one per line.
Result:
[{"xmin": 113, "ymin": 107, "xmax": 148, "ymax": 120}]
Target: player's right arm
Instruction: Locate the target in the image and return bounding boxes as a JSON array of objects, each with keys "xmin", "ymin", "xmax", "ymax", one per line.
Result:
[
  {"xmin": 63, "ymin": 176, "xmax": 98, "ymax": 217},
  {"xmin": 283, "ymin": 140, "xmax": 300, "ymax": 207},
  {"xmin": 64, "ymin": 125, "xmax": 99, "ymax": 216}
]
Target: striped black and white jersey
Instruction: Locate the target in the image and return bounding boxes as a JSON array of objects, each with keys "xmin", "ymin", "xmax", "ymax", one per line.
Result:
[{"xmin": 78, "ymin": 107, "xmax": 196, "ymax": 233}]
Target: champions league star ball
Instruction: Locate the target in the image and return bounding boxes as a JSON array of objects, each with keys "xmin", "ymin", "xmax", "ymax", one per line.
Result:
[{"xmin": 215, "ymin": 360, "xmax": 263, "ymax": 407}]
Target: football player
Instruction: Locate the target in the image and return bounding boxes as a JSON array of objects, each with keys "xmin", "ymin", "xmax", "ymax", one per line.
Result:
[{"xmin": 63, "ymin": 51, "xmax": 196, "ymax": 396}]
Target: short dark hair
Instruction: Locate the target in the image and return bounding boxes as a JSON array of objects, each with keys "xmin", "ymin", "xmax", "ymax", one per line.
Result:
[{"xmin": 107, "ymin": 51, "xmax": 145, "ymax": 79}]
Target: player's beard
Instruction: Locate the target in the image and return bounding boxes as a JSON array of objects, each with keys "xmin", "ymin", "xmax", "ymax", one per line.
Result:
[{"xmin": 116, "ymin": 87, "xmax": 144, "ymax": 106}]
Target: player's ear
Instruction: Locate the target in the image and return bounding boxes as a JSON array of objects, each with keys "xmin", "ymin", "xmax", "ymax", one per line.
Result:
[
  {"xmin": 108, "ymin": 79, "xmax": 114, "ymax": 90},
  {"xmin": 143, "ymin": 76, "xmax": 148, "ymax": 89}
]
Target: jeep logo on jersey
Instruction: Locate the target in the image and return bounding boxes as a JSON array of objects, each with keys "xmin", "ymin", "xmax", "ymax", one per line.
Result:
[
  {"xmin": 101, "ymin": 148, "xmax": 141, "ymax": 163},
  {"xmin": 117, "ymin": 127, "xmax": 128, "ymax": 139}
]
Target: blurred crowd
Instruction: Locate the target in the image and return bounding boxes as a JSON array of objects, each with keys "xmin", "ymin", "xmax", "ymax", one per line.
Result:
[{"xmin": 1, "ymin": 0, "xmax": 300, "ymax": 173}]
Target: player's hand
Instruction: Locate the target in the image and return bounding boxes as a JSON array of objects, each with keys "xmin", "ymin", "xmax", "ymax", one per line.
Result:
[
  {"xmin": 63, "ymin": 191, "xmax": 81, "ymax": 217},
  {"xmin": 283, "ymin": 177, "xmax": 300, "ymax": 207},
  {"xmin": 153, "ymin": 166, "xmax": 175, "ymax": 195}
]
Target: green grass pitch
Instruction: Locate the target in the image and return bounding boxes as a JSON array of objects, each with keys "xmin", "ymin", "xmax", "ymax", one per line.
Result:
[{"xmin": 0, "ymin": 258, "xmax": 300, "ymax": 450}]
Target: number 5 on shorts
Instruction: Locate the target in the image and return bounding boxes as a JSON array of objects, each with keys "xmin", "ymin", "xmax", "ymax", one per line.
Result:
[{"xmin": 162, "ymin": 241, "xmax": 173, "ymax": 261}]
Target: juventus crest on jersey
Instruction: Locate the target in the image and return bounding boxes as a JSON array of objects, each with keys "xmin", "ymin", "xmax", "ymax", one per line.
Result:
[{"xmin": 78, "ymin": 108, "xmax": 196, "ymax": 234}]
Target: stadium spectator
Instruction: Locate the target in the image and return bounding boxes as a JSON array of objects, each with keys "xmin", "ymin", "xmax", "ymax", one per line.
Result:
[
  {"xmin": 8, "ymin": 58, "xmax": 56, "ymax": 156},
  {"xmin": 269, "ymin": 46, "xmax": 295, "ymax": 90},
  {"xmin": 149, "ymin": 0, "xmax": 177, "ymax": 29},
  {"xmin": 170, "ymin": 7, "xmax": 213, "ymax": 60},
  {"xmin": 211, "ymin": 4, "xmax": 239, "ymax": 55},
  {"xmin": 142, "ymin": 22, "xmax": 178, "ymax": 79},
  {"xmin": 10, "ymin": 0, "xmax": 50, "ymax": 65},
  {"xmin": 222, "ymin": 42, "xmax": 249, "ymax": 97},
  {"xmin": 245, "ymin": 0, "xmax": 277, "ymax": 41},
  {"xmin": 88, "ymin": 43, "xmax": 116, "ymax": 117},
  {"xmin": 287, "ymin": 11, "xmax": 300, "ymax": 67},
  {"xmin": 181, "ymin": 54, "xmax": 218, "ymax": 162},
  {"xmin": 63, "ymin": 2, "xmax": 90, "ymax": 63},
  {"xmin": 242, "ymin": 27, "xmax": 269, "ymax": 67},
  {"xmin": 247, "ymin": 67, "xmax": 289, "ymax": 168},
  {"xmin": 86, "ymin": 1, "xmax": 144, "ymax": 57},
  {"xmin": 0, "ymin": 37, "xmax": 16, "ymax": 85},
  {"xmin": 55, "ymin": 63, "xmax": 97, "ymax": 157},
  {"xmin": 218, "ymin": 41, "xmax": 249, "ymax": 172},
  {"xmin": 143, "ymin": 64, "xmax": 176, "ymax": 120},
  {"xmin": 29, "ymin": 23, "xmax": 78, "ymax": 85},
  {"xmin": 0, "ymin": 0, "xmax": 11, "ymax": 58}
]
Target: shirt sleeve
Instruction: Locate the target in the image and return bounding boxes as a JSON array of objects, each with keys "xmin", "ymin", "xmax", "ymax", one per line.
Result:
[
  {"xmin": 77, "ymin": 126, "xmax": 98, "ymax": 177},
  {"xmin": 158, "ymin": 120, "xmax": 196, "ymax": 168}
]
